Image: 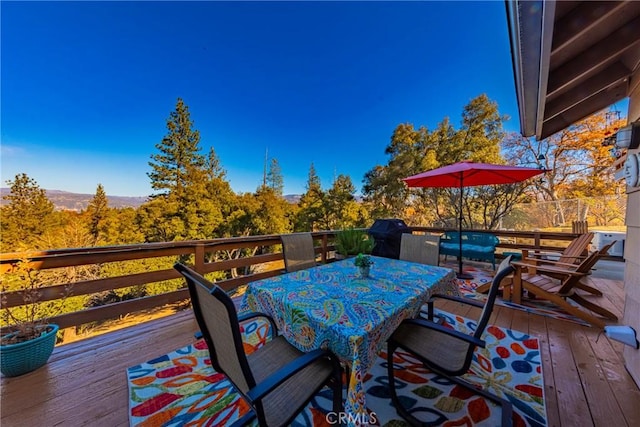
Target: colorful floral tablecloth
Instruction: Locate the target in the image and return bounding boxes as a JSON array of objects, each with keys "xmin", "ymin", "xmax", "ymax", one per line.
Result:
[{"xmin": 241, "ymin": 256, "xmax": 459, "ymax": 425}]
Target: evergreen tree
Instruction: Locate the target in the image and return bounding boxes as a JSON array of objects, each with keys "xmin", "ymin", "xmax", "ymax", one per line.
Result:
[
  {"xmin": 148, "ymin": 98, "xmax": 204, "ymax": 197},
  {"xmin": 1, "ymin": 174, "xmax": 55, "ymax": 251},
  {"xmin": 86, "ymin": 184, "xmax": 108, "ymax": 243},
  {"xmin": 143, "ymin": 98, "xmax": 230, "ymax": 241},
  {"xmin": 266, "ymin": 158, "xmax": 284, "ymax": 196},
  {"xmin": 295, "ymin": 163, "xmax": 327, "ymax": 231}
]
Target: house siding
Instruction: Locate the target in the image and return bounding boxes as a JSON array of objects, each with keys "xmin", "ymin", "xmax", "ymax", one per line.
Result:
[{"xmin": 624, "ymin": 80, "xmax": 640, "ymax": 387}]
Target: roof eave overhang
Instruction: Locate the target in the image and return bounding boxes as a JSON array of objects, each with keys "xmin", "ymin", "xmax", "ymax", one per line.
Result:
[{"xmin": 506, "ymin": 0, "xmax": 556, "ymax": 139}]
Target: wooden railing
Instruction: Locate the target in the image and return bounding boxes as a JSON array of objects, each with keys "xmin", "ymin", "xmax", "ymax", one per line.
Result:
[
  {"xmin": 0, "ymin": 227, "xmax": 623, "ymax": 334},
  {"xmin": 0, "ymin": 232, "xmax": 336, "ymax": 333}
]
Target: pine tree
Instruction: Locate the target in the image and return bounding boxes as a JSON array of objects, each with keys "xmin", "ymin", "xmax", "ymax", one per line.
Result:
[
  {"xmin": 266, "ymin": 158, "xmax": 284, "ymax": 196},
  {"xmin": 148, "ymin": 98, "xmax": 204, "ymax": 197},
  {"xmin": 86, "ymin": 184, "xmax": 109, "ymax": 243},
  {"xmin": 1, "ymin": 174, "xmax": 55, "ymax": 251},
  {"xmin": 295, "ymin": 163, "xmax": 327, "ymax": 231}
]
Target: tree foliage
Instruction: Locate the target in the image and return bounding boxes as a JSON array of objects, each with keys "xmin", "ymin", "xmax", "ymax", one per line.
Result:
[
  {"xmin": 1, "ymin": 174, "xmax": 55, "ymax": 250},
  {"xmin": 502, "ymin": 108, "xmax": 625, "ymax": 224},
  {"xmin": 363, "ymin": 94, "xmax": 518, "ymax": 229}
]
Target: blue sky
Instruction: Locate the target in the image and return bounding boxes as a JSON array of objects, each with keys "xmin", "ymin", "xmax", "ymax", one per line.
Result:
[{"xmin": 2, "ymin": 1, "xmax": 521, "ymax": 197}]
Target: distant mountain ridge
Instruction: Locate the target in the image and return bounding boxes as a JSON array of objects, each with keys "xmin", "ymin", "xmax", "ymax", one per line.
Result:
[
  {"xmin": 0, "ymin": 188, "xmax": 148, "ymax": 211},
  {"xmin": 0, "ymin": 188, "xmax": 303, "ymax": 211}
]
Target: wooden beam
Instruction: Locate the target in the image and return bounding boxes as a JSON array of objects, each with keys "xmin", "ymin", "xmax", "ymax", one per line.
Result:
[
  {"xmin": 547, "ymin": 16, "xmax": 640, "ymax": 97},
  {"xmin": 544, "ymin": 62, "xmax": 630, "ymax": 120},
  {"xmin": 542, "ymin": 80, "xmax": 629, "ymax": 139},
  {"xmin": 551, "ymin": 1, "xmax": 626, "ymax": 56}
]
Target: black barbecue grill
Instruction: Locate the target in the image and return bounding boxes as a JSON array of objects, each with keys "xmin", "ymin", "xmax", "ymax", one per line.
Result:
[{"xmin": 368, "ymin": 219, "xmax": 411, "ymax": 259}]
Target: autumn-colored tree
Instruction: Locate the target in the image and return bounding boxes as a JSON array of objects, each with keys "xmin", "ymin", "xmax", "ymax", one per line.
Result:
[{"xmin": 502, "ymin": 108, "xmax": 625, "ymax": 225}]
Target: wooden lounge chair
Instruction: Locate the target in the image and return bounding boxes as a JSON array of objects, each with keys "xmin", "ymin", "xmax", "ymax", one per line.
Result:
[
  {"xmin": 388, "ymin": 256, "xmax": 515, "ymax": 427},
  {"xmin": 281, "ymin": 233, "xmax": 317, "ymax": 272},
  {"xmin": 175, "ymin": 263, "xmax": 343, "ymax": 426},
  {"xmin": 510, "ymin": 245, "xmax": 618, "ymax": 329},
  {"xmin": 518, "ymin": 232, "xmax": 602, "ymax": 296},
  {"xmin": 521, "ymin": 232, "xmax": 594, "ymax": 267},
  {"xmin": 399, "ymin": 233, "xmax": 440, "ymax": 266}
]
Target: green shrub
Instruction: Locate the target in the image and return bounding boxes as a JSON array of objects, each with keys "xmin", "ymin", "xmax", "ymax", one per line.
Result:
[{"xmin": 335, "ymin": 228, "xmax": 374, "ymax": 256}]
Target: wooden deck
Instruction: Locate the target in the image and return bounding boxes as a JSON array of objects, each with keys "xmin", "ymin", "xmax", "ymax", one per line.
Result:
[{"xmin": 1, "ymin": 276, "xmax": 639, "ymax": 426}]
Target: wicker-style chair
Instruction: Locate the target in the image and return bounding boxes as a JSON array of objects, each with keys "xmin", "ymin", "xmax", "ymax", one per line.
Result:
[
  {"xmin": 175, "ymin": 263, "xmax": 343, "ymax": 426},
  {"xmin": 388, "ymin": 256, "xmax": 515, "ymax": 427},
  {"xmin": 399, "ymin": 233, "xmax": 441, "ymax": 266},
  {"xmin": 281, "ymin": 233, "xmax": 317, "ymax": 272}
]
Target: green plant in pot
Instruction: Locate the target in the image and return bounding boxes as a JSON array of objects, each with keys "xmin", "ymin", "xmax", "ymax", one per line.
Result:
[
  {"xmin": 1, "ymin": 261, "xmax": 67, "ymax": 377},
  {"xmin": 335, "ymin": 228, "xmax": 374, "ymax": 259},
  {"xmin": 354, "ymin": 253, "xmax": 373, "ymax": 278}
]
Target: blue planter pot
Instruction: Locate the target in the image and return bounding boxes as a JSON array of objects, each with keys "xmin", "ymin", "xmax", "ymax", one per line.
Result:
[{"xmin": 0, "ymin": 324, "xmax": 58, "ymax": 377}]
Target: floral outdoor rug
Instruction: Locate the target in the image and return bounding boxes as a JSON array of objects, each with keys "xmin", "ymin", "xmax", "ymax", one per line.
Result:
[
  {"xmin": 445, "ymin": 260, "xmax": 591, "ymax": 327},
  {"xmin": 127, "ymin": 312, "xmax": 546, "ymax": 426}
]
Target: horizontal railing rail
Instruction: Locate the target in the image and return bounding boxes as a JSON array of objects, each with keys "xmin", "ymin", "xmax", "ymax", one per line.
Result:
[
  {"xmin": 410, "ymin": 227, "xmax": 624, "ymax": 261},
  {"xmin": 0, "ymin": 232, "xmax": 337, "ymax": 333},
  {"xmin": 0, "ymin": 227, "xmax": 622, "ymax": 334}
]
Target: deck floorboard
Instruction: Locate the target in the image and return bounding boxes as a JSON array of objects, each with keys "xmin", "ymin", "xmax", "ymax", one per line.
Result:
[{"xmin": 1, "ymin": 276, "xmax": 638, "ymax": 426}]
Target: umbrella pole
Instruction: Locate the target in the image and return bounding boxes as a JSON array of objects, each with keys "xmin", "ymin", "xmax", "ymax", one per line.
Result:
[{"xmin": 457, "ymin": 179, "xmax": 473, "ymax": 280}]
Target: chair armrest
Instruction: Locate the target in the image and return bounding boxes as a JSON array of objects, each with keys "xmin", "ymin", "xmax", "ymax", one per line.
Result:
[
  {"xmin": 424, "ymin": 294, "xmax": 484, "ymax": 320},
  {"xmin": 238, "ymin": 312, "xmax": 278, "ymax": 339},
  {"xmin": 512, "ymin": 261, "xmax": 588, "ymax": 277},
  {"xmin": 521, "ymin": 249, "xmax": 586, "ymax": 261},
  {"xmin": 530, "ymin": 258, "xmax": 584, "ymax": 268},
  {"xmin": 401, "ymin": 318, "xmax": 486, "ymax": 348},
  {"xmin": 247, "ymin": 349, "xmax": 338, "ymax": 402}
]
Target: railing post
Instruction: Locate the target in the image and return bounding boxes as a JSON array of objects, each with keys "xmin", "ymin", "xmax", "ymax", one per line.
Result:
[
  {"xmin": 321, "ymin": 234, "xmax": 328, "ymax": 263},
  {"xmin": 534, "ymin": 232, "xmax": 541, "ymax": 252},
  {"xmin": 195, "ymin": 243, "xmax": 205, "ymax": 273}
]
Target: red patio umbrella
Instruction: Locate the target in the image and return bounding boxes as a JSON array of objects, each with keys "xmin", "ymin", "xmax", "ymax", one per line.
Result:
[{"xmin": 403, "ymin": 160, "xmax": 547, "ymax": 278}]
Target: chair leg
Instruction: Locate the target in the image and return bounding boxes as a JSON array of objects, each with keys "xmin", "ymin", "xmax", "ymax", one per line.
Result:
[
  {"xmin": 570, "ymin": 294, "xmax": 618, "ymax": 321},
  {"xmin": 522, "ymin": 283, "xmax": 607, "ymax": 328},
  {"xmin": 332, "ymin": 368, "xmax": 343, "ymax": 415},
  {"xmin": 386, "ymin": 342, "xmax": 417, "ymax": 426},
  {"xmin": 574, "ymin": 281, "xmax": 603, "ymax": 296}
]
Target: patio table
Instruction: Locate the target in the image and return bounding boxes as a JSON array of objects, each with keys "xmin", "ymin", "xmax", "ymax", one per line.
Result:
[{"xmin": 241, "ymin": 256, "xmax": 458, "ymax": 425}]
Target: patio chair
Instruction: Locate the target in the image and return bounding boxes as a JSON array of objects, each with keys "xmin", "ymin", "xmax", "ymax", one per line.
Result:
[
  {"xmin": 388, "ymin": 256, "xmax": 515, "ymax": 427},
  {"xmin": 519, "ymin": 232, "xmax": 600, "ymax": 295},
  {"xmin": 521, "ymin": 232, "xmax": 594, "ymax": 267},
  {"xmin": 174, "ymin": 263, "xmax": 343, "ymax": 426},
  {"xmin": 281, "ymin": 233, "xmax": 317, "ymax": 272},
  {"xmin": 517, "ymin": 239, "xmax": 616, "ymax": 299},
  {"xmin": 399, "ymin": 233, "xmax": 440, "ymax": 266},
  {"xmin": 510, "ymin": 244, "xmax": 618, "ymax": 329}
]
